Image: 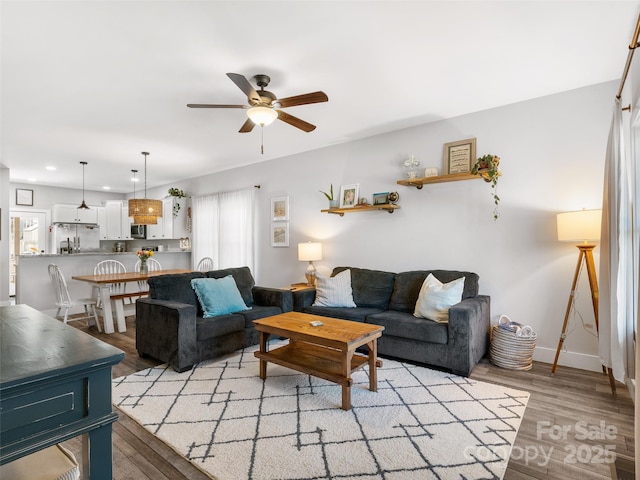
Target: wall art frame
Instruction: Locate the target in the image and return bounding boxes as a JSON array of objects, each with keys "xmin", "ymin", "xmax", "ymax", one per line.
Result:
[
  {"xmin": 443, "ymin": 137, "xmax": 476, "ymax": 175},
  {"xmin": 339, "ymin": 184, "xmax": 359, "ymax": 208},
  {"xmin": 16, "ymin": 188, "xmax": 33, "ymax": 206},
  {"xmin": 271, "ymin": 222, "xmax": 289, "ymax": 247},
  {"xmin": 372, "ymin": 192, "xmax": 390, "ymax": 205},
  {"xmin": 271, "ymin": 196, "xmax": 289, "ymax": 221}
]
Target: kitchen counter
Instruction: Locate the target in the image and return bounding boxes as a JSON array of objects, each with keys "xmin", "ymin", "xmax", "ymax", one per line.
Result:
[{"xmin": 16, "ymin": 251, "xmax": 192, "ymax": 314}]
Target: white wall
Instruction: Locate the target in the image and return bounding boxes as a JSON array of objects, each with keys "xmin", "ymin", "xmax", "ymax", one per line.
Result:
[
  {"xmin": 143, "ymin": 81, "xmax": 616, "ymax": 371},
  {"xmin": 2, "ymin": 81, "xmax": 615, "ymax": 371}
]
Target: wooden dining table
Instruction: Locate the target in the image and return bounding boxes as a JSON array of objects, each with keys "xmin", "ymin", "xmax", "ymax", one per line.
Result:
[{"xmin": 72, "ymin": 269, "xmax": 192, "ymax": 334}]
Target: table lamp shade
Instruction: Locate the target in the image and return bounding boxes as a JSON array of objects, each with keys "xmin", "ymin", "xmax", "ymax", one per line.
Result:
[
  {"xmin": 298, "ymin": 242, "xmax": 323, "ymax": 262},
  {"xmin": 556, "ymin": 209, "xmax": 602, "ymax": 243}
]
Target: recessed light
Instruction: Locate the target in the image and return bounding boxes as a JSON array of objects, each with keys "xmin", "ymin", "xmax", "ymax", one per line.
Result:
[
  {"xmin": 27, "ymin": 178, "xmax": 37, "ymax": 182},
  {"xmin": 45, "ymin": 166, "xmax": 56, "ymax": 171},
  {"xmin": 102, "ymin": 186, "xmax": 111, "ymax": 190}
]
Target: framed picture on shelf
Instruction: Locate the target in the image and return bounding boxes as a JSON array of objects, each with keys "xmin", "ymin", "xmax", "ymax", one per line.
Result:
[
  {"xmin": 271, "ymin": 223, "xmax": 289, "ymax": 247},
  {"xmin": 339, "ymin": 184, "xmax": 359, "ymax": 208},
  {"xmin": 372, "ymin": 192, "xmax": 389, "ymax": 205},
  {"xmin": 271, "ymin": 196, "xmax": 289, "ymax": 221},
  {"xmin": 16, "ymin": 188, "xmax": 33, "ymax": 206},
  {"xmin": 443, "ymin": 138, "xmax": 476, "ymax": 175}
]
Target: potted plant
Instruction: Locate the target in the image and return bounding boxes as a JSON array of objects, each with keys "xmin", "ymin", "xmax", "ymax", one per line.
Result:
[
  {"xmin": 471, "ymin": 154, "xmax": 502, "ymax": 220},
  {"xmin": 320, "ymin": 184, "xmax": 339, "ymax": 209},
  {"xmin": 167, "ymin": 188, "xmax": 186, "ymax": 217}
]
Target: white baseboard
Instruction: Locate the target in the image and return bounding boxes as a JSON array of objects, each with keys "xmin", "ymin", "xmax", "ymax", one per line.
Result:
[{"xmin": 533, "ymin": 346, "xmax": 604, "ymax": 372}]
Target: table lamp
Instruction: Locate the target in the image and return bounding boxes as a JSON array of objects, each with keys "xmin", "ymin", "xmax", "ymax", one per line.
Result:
[
  {"xmin": 298, "ymin": 242, "xmax": 322, "ymax": 286},
  {"xmin": 552, "ymin": 208, "xmax": 615, "ymax": 394}
]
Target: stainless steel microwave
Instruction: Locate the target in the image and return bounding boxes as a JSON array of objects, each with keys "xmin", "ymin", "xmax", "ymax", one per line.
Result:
[{"xmin": 131, "ymin": 224, "xmax": 146, "ymax": 239}]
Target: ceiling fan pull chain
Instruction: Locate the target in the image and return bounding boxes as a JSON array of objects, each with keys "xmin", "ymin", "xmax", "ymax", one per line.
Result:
[{"xmin": 261, "ymin": 126, "xmax": 264, "ymax": 155}]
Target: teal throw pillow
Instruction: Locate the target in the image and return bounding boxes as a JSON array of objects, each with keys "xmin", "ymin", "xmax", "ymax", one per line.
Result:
[{"xmin": 191, "ymin": 276, "xmax": 250, "ymax": 318}]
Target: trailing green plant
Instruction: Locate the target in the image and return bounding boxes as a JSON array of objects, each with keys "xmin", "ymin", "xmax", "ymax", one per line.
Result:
[
  {"xmin": 168, "ymin": 187, "xmax": 186, "ymax": 217},
  {"xmin": 471, "ymin": 154, "xmax": 502, "ymax": 220},
  {"xmin": 320, "ymin": 184, "xmax": 334, "ymax": 201}
]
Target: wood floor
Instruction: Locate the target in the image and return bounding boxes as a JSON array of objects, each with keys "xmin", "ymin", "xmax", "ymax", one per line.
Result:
[{"xmin": 62, "ymin": 318, "xmax": 634, "ymax": 480}]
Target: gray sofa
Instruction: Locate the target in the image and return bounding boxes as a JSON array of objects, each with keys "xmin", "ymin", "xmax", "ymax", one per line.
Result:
[
  {"xmin": 294, "ymin": 267, "xmax": 490, "ymax": 376},
  {"xmin": 136, "ymin": 267, "xmax": 292, "ymax": 372}
]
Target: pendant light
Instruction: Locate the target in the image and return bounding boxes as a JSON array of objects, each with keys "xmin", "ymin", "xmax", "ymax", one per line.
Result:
[
  {"xmin": 78, "ymin": 161, "xmax": 89, "ymax": 209},
  {"xmin": 128, "ymin": 152, "xmax": 163, "ymax": 225}
]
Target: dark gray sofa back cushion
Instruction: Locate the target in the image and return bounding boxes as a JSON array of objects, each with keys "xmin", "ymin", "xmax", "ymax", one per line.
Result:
[
  {"xmin": 206, "ymin": 266, "xmax": 255, "ymax": 307},
  {"xmin": 148, "ymin": 272, "xmax": 206, "ymax": 314},
  {"xmin": 332, "ymin": 266, "xmax": 396, "ymax": 309},
  {"xmin": 389, "ymin": 270, "xmax": 479, "ymax": 313}
]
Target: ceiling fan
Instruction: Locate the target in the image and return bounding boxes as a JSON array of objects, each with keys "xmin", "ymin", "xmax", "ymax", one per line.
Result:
[{"xmin": 187, "ymin": 73, "xmax": 328, "ymax": 133}]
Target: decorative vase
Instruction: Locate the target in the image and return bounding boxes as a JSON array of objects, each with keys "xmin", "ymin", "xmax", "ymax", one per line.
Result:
[
  {"xmin": 329, "ymin": 199, "xmax": 339, "ymax": 209},
  {"xmin": 139, "ymin": 260, "xmax": 148, "ymax": 274}
]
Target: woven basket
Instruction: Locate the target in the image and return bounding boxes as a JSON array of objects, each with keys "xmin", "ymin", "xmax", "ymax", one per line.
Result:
[{"xmin": 490, "ymin": 316, "xmax": 537, "ymax": 371}]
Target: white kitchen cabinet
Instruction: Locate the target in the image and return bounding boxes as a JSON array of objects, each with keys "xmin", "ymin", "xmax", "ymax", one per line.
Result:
[
  {"xmin": 96, "ymin": 207, "xmax": 108, "ymax": 240},
  {"xmin": 146, "ymin": 198, "xmax": 173, "ymax": 240},
  {"xmin": 100, "ymin": 201, "xmax": 132, "ymax": 240},
  {"xmin": 52, "ymin": 203, "xmax": 98, "ymax": 224}
]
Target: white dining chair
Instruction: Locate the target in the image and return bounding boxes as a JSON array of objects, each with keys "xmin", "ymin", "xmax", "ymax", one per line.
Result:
[
  {"xmin": 134, "ymin": 257, "xmax": 162, "ymax": 294},
  {"xmin": 48, "ymin": 264, "xmax": 101, "ymax": 332},
  {"xmin": 196, "ymin": 257, "xmax": 214, "ymax": 272}
]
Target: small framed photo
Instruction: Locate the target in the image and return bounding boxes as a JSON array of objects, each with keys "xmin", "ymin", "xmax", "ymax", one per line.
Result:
[
  {"xmin": 443, "ymin": 138, "xmax": 476, "ymax": 175},
  {"xmin": 372, "ymin": 192, "xmax": 389, "ymax": 205},
  {"xmin": 271, "ymin": 223, "xmax": 289, "ymax": 247},
  {"xmin": 271, "ymin": 196, "xmax": 289, "ymax": 221},
  {"xmin": 16, "ymin": 188, "xmax": 33, "ymax": 206},
  {"xmin": 339, "ymin": 184, "xmax": 359, "ymax": 208}
]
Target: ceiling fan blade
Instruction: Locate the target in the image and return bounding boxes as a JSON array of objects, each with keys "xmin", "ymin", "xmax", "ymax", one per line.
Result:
[
  {"xmin": 277, "ymin": 110, "xmax": 316, "ymax": 132},
  {"xmin": 239, "ymin": 118, "xmax": 255, "ymax": 133},
  {"xmin": 227, "ymin": 73, "xmax": 262, "ymax": 104},
  {"xmin": 277, "ymin": 91, "xmax": 328, "ymax": 108},
  {"xmin": 187, "ymin": 104, "xmax": 247, "ymax": 108}
]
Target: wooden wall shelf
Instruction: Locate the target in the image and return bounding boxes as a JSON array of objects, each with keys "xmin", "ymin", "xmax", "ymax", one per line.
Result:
[
  {"xmin": 321, "ymin": 205, "xmax": 400, "ymax": 216},
  {"xmin": 397, "ymin": 172, "xmax": 481, "ymax": 189}
]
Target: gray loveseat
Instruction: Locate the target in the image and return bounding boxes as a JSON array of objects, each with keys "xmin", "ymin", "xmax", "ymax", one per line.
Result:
[
  {"xmin": 136, "ymin": 267, "xmax": 292, "ymax": 372},
  {"xmin": 294, "ymin": 267, "xmax": 490, "ymax": 376}
]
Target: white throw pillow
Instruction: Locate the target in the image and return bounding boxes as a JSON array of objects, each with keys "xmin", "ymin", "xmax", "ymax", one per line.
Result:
[
  {"xmin": 312, "ymin": 269, "xmax": 357, "ymax": 308},
  {"xmin": 413, "ymin": 273, "xmax": 465, "ymax": 323}
]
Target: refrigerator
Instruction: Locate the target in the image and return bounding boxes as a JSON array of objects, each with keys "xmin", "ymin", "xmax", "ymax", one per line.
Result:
[{"xmin": 49, "ymin": 223, "xmax": 101, "ymax": 254}]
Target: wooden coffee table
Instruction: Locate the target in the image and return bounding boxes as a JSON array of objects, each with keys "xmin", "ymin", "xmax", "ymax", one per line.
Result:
[{"xmin": 253, "ymin": 312, "xmax": 384, "ymax": 410}]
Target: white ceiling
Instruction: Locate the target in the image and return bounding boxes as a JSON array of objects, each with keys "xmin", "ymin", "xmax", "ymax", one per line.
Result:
[{"xmin": 2, "ymin": 1, "xmax": 639, "ymax": 194}]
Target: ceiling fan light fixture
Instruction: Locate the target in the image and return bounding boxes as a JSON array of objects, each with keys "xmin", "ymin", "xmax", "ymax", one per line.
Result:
[{"xmin": 247, "ymin": 106, "xmax": 278, "ymax": 126}]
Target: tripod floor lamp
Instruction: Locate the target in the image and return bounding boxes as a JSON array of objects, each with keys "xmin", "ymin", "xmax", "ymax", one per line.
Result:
[{"xmin": 552, "ymin": 209, "xmax": 616, "ymax": 396}]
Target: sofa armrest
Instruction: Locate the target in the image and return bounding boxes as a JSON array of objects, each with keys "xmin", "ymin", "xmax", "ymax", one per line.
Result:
[
  {"xmin": 252, "ymin": 287, "xmax": 293, "ymax": 312},
  {"xmin": 292, "ymin": 288, "xmax": 316, "ymax": 312},
  {"xmin": 447, "ymin": 295, "xmax": 491, "ymax": 376},
  {"xmin": 136, "ymin": 298, "xmax": 198, "ymax": 372}
]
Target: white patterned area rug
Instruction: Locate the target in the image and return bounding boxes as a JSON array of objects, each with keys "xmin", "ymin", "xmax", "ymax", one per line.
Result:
[{"xmin": 113, "ymin": 342, "xmax": 529, "ymax": 480}]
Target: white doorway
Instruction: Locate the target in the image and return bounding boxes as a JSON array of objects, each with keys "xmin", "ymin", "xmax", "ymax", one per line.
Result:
[{"xmin": 9, "ymin": 210, "xmax": 47, "ymax": 297}]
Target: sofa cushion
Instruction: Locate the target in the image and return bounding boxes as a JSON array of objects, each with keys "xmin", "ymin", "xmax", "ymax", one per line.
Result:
[
  {"xmin": 196, "ymin": 314, "xmax": 245, "ymax": 341},
  {"xmin": 148, "ymin": 272, "xmax": 206, "ymax": 315},
  {"xmin": 389, "ymin": 270, "xmax": 479, "ymax": 313},
  {"xmin": 191, "ymin": 276, "xmax": 250, "ymax": 318},
  {"xmin": 332, "ymin": 267, "xmax": 395, "ymax": 309},
  {"xmin": 312, "ymin": 269, "xmax": 356, "ymax": 307},
  {"xmin": 413, "ymin": 273, "xmax": 465, "ymax": 323},
  {"xmin": 303, "ymin": 305, "xmax": 383, "ymax": 322},
  {"xmin": 367, "ymin": 310, "xmax": 449, "ymax": 344},
  {"xmin": 239, "ymin": 305, "xmax": 284, "ymax": 328},
  {"xmin": 206, "ymin": 267, "xmax": 255, "ymax": 307}
]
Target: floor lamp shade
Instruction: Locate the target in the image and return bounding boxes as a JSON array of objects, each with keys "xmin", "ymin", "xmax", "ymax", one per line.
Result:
[
  {"xmin": 556, "ymin": 209, "xmax": 602, "ymax": 243},
  {"xmin": 298, "ymin": 242, "xmax": 322, "ymax": 285}
]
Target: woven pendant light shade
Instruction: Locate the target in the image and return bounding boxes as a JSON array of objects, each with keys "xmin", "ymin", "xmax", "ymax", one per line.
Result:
[{"xmin": 128, "ymin": 152, "xmax": 162, "ymax": 225}]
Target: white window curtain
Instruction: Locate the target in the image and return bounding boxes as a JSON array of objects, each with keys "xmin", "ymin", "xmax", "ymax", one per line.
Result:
[
  {"xmin": 191, "ymin": 187, "xmax": 256, "ymax": 274},
  {"xmin": 599, "ymin": 98, "xmax": 634, "ymax": 384}
]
